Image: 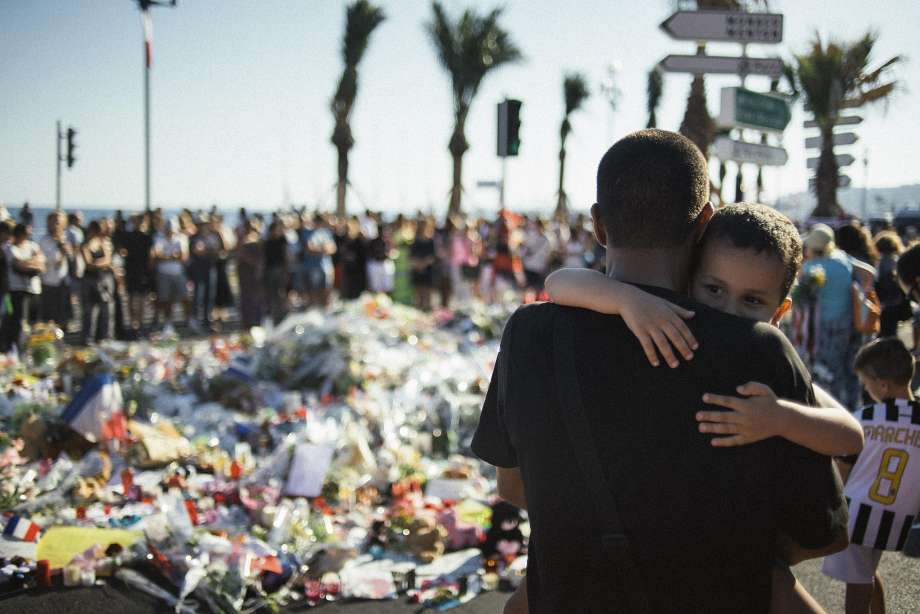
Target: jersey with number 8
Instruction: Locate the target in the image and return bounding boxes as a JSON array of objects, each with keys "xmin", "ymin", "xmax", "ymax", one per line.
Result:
[{"xmin": 843, "ymin": 399, "xmax": 920, "ymax": 551}]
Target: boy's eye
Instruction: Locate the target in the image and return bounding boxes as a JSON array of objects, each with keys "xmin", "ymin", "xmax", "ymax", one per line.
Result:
[
  {"xmin": 744, "ymin": 296, "xmax": 764, "ymax": 306},
  {"xmin": 704, "ymin": 284, "xmax": 722, "ymax": 296}
]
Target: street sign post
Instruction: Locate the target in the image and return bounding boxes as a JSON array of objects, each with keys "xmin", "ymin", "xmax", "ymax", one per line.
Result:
[
  {"xmin": 806, "ymin": 154, "xmax": 855, "ymax": 169},
  {"xmin": 713, "ymin": 136, "xmax": 788, "ymax": 166},
  {"xmin": 809, "ymin": 175, "xmax": 851, "ymax": 189},
  {"xmin": 661, "ymin": 10, "xmax": 783, "ymax": 43},
  {"xmin": 803, "ymin": 116, "xmax": 863, "ymax": 129},
  {"xmin": 659, "ymin": 54, "xmax": 784, "ymax": 77},
  {"xmin": 804, "ymin": 133, "xmax": 859, "ymax": 149},
  {"xmin": 719, "ymin": 87, "xmax": 791, "ymax": 133}
]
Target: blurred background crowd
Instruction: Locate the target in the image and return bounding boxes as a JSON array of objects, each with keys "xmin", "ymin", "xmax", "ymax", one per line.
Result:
[
  {"xmin": 4, "ymin": 201, "xmax": 920, "ymax": 408},
  {"xmin": 0, "ymin": 203, "xmax": 602, "ymax": 349}
]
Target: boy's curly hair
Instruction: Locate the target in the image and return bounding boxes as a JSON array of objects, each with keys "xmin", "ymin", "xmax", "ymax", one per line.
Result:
[{"xmin": 701, "ymin": 203, "xmax": 803, "ymax": 299}]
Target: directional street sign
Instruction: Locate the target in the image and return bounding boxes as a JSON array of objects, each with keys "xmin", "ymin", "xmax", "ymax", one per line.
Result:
[
  {"xmin": 659, "ymin": 54, "xmax": 784, "ymax": 77},
  {"xmin": 803, "ymin": 116, "xmax": 863, "ymax": 129},
  {"xmin": 804, "ymin": 133, "xmax": 859, "ymax": 149},
  {"xmin": 806, "ymin": 154, "xmax": 856, "ymax": 169},
  {"xmin": 661, "ymin": 10, "xmax": 783, "ymax": 44},
  {"xmin": 713, "ymin": 136, "xmax": 788, "ymax": 166},
  {"xmin": 809, "ymin": 175, "xmax": 852, "ymax": 189},
  {"xmin": 719, "ymin": 87, "xmax": 791, "ymax": 133}
]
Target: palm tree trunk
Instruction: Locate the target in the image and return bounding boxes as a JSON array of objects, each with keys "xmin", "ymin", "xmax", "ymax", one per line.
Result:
[
  {"xmin": 734, "ymin": 164, "xmax": 744, "ymax": 203},
  {"xmin": 336, "ymin": 145, "xmax": 349, "ymax": 217},
  {"xmin": 449, "ymin": 150, "xmax": 463, "ymax": 215},
  {"xmin": 332, "ymin": 120, "xmax": 353, "ymax": 217},
  {"xmin": 448, "ymin": 111, "xmax": 469, "ymax": 216},
  {"xmin": 813, "ymin": 125, "xmax": 842, "ymax": 218},
  {"xmin": 555, "ymin": 146, "xmax": 567, "ymax": 220}
]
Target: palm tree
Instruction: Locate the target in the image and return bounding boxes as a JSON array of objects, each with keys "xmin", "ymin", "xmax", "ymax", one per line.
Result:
[
  {"xmin": 555, "ymin": 73, "xmax": 590, "ymax": 221},
  {"xmin": 331, "ymin": 0, "xmax": 385, "ymax": 217},
  {"xmin": 646, "ymin": 67, "xmax": 663, "ymax": 129},
  {"xmin": 426, "ymin": 2, "xmax": 522, "ymax": 215},
  {"xmin": 793, "ymin": 32, "xmax": 900, "ymax": 218},
  {"xmin": 679, "ymin": 67, "xmax": 716, "ymax": 157}
]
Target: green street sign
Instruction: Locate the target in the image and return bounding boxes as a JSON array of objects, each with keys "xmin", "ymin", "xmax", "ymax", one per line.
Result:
[{"xmin": 719, "ymin": 87, "xmax": 791, "ymax": 133}]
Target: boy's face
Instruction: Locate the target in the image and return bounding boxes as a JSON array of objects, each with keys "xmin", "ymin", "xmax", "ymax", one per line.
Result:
[
  {"xmin": 691, "ymin": 241, "xmax": 790, "ymax": 324},
  {"xmin": 857, "ymin": 371, "xmax": 892, "ymax": 403}
]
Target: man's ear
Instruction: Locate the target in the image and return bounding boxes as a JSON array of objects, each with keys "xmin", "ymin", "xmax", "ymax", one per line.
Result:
[
  {"xmin": 690, "ymin": 202, "xmax": 715, "ymax": 245},
  {"xmin": 770, "ymin": 297, "xmax": 792, "ymax": 326},
  {"xmin": 590, "ymin": 203, "xmax": 607, "ymax": 247}
]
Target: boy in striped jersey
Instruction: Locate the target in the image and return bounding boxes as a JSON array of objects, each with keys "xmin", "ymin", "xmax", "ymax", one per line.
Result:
[{"xmin": 822, "ymin": 337, "xmax": 920, "ymax": 613}]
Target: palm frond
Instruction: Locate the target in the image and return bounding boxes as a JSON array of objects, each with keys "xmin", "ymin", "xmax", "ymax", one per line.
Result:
[
  {"xmin": 342, "ymin": 0, "xmax": 386, "ymax": 67},
  {"xmin": 563, "ymin": 72, "xmax": 590, "ymax": 116},
  {"xmin": 426, "ymin": 2, "xmax": 522, "ymax": 108}
]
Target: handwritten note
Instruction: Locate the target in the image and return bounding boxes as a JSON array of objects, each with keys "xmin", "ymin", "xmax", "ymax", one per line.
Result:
[{"xmin": 284, "ymin": 443, "xmax": 334, "ymax": 498}]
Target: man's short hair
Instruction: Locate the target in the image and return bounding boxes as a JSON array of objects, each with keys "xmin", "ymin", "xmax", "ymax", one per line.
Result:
[
  {"xmin": 595, "ymin": 129, "xmax": 709, "ymax": 249},
  {"xmin": 702, "ymin": 203, "xmax": 803, "ymax": 299},
  {"xmin": 854, "ymin": 337, "xmax": 915, "ymax": 385},
  {"xmin": 12, "ymin": 223, "xmax": 28, "ymax": 239},
  {"xmin": 896, "ymin": 243, "xmax": 920, "ymax": 284}
]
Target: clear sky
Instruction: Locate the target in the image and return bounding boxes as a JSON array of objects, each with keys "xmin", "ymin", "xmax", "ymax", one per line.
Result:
[{"xmin": 1, "ymin": 0, "xmax": 916, "ymax": 216}]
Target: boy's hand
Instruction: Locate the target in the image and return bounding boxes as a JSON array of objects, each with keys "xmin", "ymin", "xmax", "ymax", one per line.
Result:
[
  {"xmin": 697, "ymin": 382, "xmax": 788, "ymax": 447},
  {"xmin": 620, "ymin": 284, "xmax": 697, "ymax": 368}
]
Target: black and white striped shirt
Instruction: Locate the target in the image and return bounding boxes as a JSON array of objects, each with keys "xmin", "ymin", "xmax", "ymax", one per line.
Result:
[{"xmin": 843, "ymin": 398, "xmax": 920, "ymax": 551}]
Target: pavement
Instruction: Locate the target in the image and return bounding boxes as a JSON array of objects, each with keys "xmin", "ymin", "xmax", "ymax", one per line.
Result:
[
  {"xmin": 4, "ymin": 553, "xmax": 919, "ymax": 614},
  {"xmin": 795, "ymin": 551, "xmax": 920, "ymax": 613},
  {"xmin": 0, "ymin": 582, "xmax": 510, "ymax": 614}
]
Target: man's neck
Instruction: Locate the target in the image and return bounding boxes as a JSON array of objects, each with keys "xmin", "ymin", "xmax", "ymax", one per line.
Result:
[
  {"xmin": 888, "ymin": 387, "xmax": 913, "ymax": 401},
  {"xmin": 605, "ymin": 248, "xmax": 690, "ymax": 292}
]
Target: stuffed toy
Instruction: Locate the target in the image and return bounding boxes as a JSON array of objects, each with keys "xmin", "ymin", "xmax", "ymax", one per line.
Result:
[
  {"xmin": 404, "ymin": 514, "xmax": 447, "ymax": 563},
  {"xmin": 437, "ymin": 507, "xmax": 484, "ymax": 550},
  {"xmin": 482, "ymin": 500, "xmax": 525, "ymax": 560}
]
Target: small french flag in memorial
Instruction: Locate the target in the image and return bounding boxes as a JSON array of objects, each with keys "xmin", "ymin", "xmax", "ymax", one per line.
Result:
[{"xmin": 3, "ymin": 515, "xmax": 41, "ymax": 542}]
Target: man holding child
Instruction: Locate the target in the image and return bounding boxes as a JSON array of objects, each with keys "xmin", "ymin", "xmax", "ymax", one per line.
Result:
[{"xmin": 472, "ymin": 130, "xmax": 849, "ymax": 612}]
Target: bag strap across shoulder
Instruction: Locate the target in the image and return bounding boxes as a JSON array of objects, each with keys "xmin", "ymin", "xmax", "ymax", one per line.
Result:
[{"xmin": 553, "ymin": 308, "xmax": 653, "ymax": 613}]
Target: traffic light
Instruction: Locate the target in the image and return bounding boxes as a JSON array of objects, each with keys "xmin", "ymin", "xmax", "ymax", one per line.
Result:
[
  {"xmin": 497, "ymin": 99, "xmax": 522, "ymax": 157},
  {"xmin": 66, "ymin": 127, "xmax": 77, "ymax": 168}
]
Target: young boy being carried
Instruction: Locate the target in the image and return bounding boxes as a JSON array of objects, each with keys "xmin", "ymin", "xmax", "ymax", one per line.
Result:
[
  {"xmin": 822, "ymin": 337, "xmax": 920, "ymax": 614},
  {"xmin": 503, "ymin": 204, "xmax": 862, "ymax": 614}
]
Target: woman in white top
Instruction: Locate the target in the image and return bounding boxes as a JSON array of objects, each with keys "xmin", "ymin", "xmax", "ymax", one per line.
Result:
[
  {"xmin": 1, "ymin": 223, "xmax": 45, "ymax": 352},
  {"xmin": 562, "ymin": 224, "xmax": 587, "ymax": 269}
]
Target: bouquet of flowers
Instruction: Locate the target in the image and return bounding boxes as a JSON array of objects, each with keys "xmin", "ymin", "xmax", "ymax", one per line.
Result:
[{"xmin": 792, "ymin": 265, "xmax": 826, "ymax": 306}]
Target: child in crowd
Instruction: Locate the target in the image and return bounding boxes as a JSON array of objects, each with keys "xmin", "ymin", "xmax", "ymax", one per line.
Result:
[
  {"xmin": 505, "ymin": 204, "xmax": 863, "ymax": 614},
  {"xmin": 822, "ymin": 337, "xmax": 920, "ymax": 614}
]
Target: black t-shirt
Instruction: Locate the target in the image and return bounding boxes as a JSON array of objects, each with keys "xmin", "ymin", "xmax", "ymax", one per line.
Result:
[
  {"xmin": 123, "ymin": 230, "xmax": 153, "ymax": 274},
  {"xmin": 472, "ymin": 288, "xmax": 848, "ymax": 614},
  {"xmin": 264, "ymin": 237, "xmax": 287, "ymax": 269},
  {"xmin": 410, "ymin": 238, "xmax": 435, "ymax": 261}
]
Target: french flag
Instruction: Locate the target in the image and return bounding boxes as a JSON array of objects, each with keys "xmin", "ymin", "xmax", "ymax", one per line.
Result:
[
  {"xmin": 60, "ymin": 373, "xmax": 124, "ymax": 443},
  {"xmin": 3, "ymin": 516, "xmax": 41, "ymax": 542},
  {"xmin": 142, "ymin": 10, "xmax": 153, "ymax": 68}
]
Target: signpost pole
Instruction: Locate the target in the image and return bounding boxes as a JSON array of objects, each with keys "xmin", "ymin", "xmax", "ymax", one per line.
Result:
[
  {"xmin": 55, "ymin": 120, "xmax": 62, "ymax": 210},
  {"xmin": 144, "ymin": 20, "xmax": 151, "ymax": 213},
  {"xmin": 735, "ymin": 44, "xmax": 748, "ymax": 204},
  {"xmin": 861, "ymin": 148, "xmax": 869, "ymax": 220},
  {"xmin": 500, "ymin": 155, "xmax": 507, "ymax": 210}
]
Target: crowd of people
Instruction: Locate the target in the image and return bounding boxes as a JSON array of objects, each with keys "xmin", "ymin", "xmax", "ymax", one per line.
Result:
[{"xmin": 0, "ymin": 204, "xmax": 603, "ymax": 354}]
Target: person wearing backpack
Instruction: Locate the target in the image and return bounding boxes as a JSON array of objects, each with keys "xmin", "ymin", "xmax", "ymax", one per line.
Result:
[
  {"xmin": 874, "ymin": 231, "xmax": 911, "ymax": 338},
  {"xmin": 473, "ymin": 131, "xmax": 848, "ymax": 613}
]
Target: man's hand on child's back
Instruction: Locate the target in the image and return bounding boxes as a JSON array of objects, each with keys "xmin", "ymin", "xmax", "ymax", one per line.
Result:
[{"xmin": 697, "ymin": 382, "xmax": 789, "ymax": 447}]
